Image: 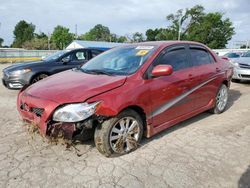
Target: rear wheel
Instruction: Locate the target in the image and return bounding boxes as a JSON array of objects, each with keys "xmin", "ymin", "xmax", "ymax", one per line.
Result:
[
  {"xmin": 210, "ymin": 84, "xmax": 229, "ymax": 114},
  {"xmin": 31, "ymin": 74, "xmax": 48, "ymax": 84},
  {"xmin": 94, "ymin": 109, "xmax": 143, "ymax": 157}
]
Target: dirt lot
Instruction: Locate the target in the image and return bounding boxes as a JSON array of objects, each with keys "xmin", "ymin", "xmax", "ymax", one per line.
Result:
[{"xmin": 0, "ymin": 63, "xmax": 250, "ymax": 188}]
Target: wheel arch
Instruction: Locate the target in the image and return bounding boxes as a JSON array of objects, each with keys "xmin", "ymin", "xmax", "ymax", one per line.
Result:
[
  {"xmin": 29, "ymin": 72, "xmax": 50, "ymax": 83},
  {"xmin": 119, "ymin": 105, "xmax": 147, "ymax": 131},
  {"xmin": 222, "ymin": 79, "xmax": 230, "ymax": 88}
]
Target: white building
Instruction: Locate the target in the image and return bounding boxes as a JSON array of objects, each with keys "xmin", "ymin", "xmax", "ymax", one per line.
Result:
[{"xmin": 66, "ymin": 40, "xmax": 127, "ymax": 50}]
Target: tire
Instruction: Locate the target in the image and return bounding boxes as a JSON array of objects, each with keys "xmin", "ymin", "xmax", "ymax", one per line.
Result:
[
  {"xmin": 231, "ymin": 79, "xmax": 240, "ymax": 83},
  {"xmin": 94, "ymin": 109, "xmax": 144, "ymax": 157},
  {"xmin": 31, "ymin": 74, "xmax": 48, "ymax": 84},
  {"xmin": 210, "ymin": 84, "xmax": 229, "ymax": 114}
]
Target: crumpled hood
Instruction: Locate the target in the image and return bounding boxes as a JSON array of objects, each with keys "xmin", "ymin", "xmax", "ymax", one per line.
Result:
[{"xmin": 25, "ymin": 69, "xmax": 127, "ymax": 104}]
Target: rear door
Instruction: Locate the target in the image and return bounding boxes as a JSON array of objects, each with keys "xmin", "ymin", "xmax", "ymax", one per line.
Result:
[
  {"xmin": 147, "ymin": 45, "xmax": 197, "ymax": 127},
  {"xmin": 187, "ymin": 45, "xmax": 219, "ymax": 110}
]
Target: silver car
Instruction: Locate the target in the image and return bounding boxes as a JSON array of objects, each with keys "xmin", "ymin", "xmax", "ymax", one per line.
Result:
[{"xmin": 231, "ymin": 51, "xmax": 250, "ymax": 82}]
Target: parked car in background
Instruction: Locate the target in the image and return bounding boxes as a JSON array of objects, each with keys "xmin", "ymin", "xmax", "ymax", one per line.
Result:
[
  {"xmin": 2, "ymin": 48, "xmax": 106, "ymax": 89},
  {"xmin": 224, "ymin": 52, "xmax": 241, "ymax": 59},
  {"xmin": 17, "ymin": 41, "xmax": 233, "ymax": 157},
  {"xmin": 231, "ymin": 51, "xmax": 250, "ymax": 82}
]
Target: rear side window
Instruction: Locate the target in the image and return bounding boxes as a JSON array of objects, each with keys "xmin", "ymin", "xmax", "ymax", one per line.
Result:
[
  {"xmin": 190, "ymin": 48, "xmax": 214, "ymax": 66},
  {"xmin": 71, "ymin": 51, "xmax": 88, "ymax": 61},
  {"xmin": 91, "ymin": 50, "xmax": 102, "ymax": 58},
  {"xmin": 156, "ymin": 48, "xmax": 189, "ymax": 71}
]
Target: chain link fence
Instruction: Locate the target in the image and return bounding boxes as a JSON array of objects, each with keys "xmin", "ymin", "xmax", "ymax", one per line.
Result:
[{"xmin": 0, "ymin": 48, "xmax": 58, "ymax": 63}]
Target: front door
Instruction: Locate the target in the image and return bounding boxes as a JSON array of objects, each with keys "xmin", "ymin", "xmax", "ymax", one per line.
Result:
[{"xmin": 147, "ymin": 45, "xmax": 197, "ymax": 127}]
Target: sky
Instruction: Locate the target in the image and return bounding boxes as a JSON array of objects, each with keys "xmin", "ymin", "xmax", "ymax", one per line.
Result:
[{"xmin": 0, "ymin": 0, "xmax": 250, "ymax": 47}]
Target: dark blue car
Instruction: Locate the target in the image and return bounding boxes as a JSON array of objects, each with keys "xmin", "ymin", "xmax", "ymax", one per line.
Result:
[{"xmin": 2, "ymin": 48, "xmax": 107, "ymax": 89}]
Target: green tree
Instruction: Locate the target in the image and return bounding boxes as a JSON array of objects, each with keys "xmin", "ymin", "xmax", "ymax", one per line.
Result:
[
  {"xmin": 117, "ymin": 36, "xmax": 128, "ymax": 43},
  {"xmin": 240, "ymin": 45, "xmax": 250, "ymax": 49},
  {"xmin": 132, "ymin": 32, "xmax": 144, "ymax": 42},
  {"xmin": 0, "ymin": 38, "xmax": 3, "ymax": 47},
  {"xmin": 22, "ymin": 38, "xmax": 47, "ymax": 50},
  {"xmin": 166, "ymin": 5, "xmax": 205, "ymax": 40},
  {"xmin": 166, "ymin": 5, "xmax": 234, "ymax": 48},
  {"xmin": 80, "ymin": 24, "xmax": 111, "ymax": 41},
  {"xmin": 186, "ymin": 12, "xmax": 235, "ymax": 49},
  {"xmin": 51, "ymin": 25, "xmax": 74, "ymax": 49},
  {"xmin": 145, "ymin": 5, "xmax": 235, "ymax": 48},
  {"xmin": 34, "ymin": 32, "xmax": 47, "ymax": 39},
  {"xmin": 146, "ymin": 28, "xmax": 176, "ymax": 41},
  {"xmin": 146, "ymin": 29, "xmax": 159, "ymax": 41},
  {"xmin": 12, "ymin": 20, "xmax": 35, "ymax": 48}
]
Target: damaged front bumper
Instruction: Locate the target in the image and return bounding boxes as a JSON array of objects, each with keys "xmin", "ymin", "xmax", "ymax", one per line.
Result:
[{"xmin": 17, "ymin": 91, "xmax": 102, "ymax": 140}]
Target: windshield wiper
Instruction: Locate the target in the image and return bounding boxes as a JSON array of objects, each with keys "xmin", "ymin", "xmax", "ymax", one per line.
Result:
[{"xmin": 81, "ymin": 69, "xmax": 114, "ymax": 76}]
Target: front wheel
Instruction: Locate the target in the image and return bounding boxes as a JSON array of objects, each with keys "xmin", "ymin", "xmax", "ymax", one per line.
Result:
[
  {"xmin": 210, "ymin": 84, "xmax": 229, "ymax": 114},
  {"xmin": 94, "ymin": 109, "xmax": 143, "ymax": 157},
  {"xmin": 31, "ymin": 74, "xmax": 48, "ymax": 84}
]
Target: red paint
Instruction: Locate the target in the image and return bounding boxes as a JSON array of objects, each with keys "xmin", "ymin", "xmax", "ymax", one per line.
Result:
[
  {"xmin": 152, "ymin": 65, "xmax": 173, "ymax": 77},
  {"xmin": 17, "ymin": 41, "xmax": 233, "ymax": 138}
]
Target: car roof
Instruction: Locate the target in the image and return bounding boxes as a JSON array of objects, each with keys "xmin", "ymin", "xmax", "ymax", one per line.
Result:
[
  {"xmin": 67, "ymin": 47, "xmax": 108, "ymax": 52},
  {"xmin": 123, "ymin": 40, "xmax": 208, "ymax": 48}
]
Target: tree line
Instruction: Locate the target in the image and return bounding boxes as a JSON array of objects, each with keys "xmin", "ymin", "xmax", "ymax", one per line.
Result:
[{"xmin": 0, "ymin": 5, "xmax": 235, "ymax": 50}]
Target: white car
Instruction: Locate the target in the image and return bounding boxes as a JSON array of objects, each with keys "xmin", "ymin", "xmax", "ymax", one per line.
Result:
[{"xmin": 231, "ymin": 51, "xmax": 250, "ymax": 82}]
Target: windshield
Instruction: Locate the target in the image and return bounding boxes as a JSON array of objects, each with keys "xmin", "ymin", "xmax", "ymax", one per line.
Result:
[
  {"xmin": 242, "ymin": 51, "xmax": 250, "ymax": 57},
  {"xmin": 43, "ymin": 50, "xmax": 68, "ymax": 61},
  {"xmin": 225, "ymin": 53, "xmax": 240, "ymax": 58},
  {"xmin": 81, "ymin": 45, "xmax": 157, "ymax": 75}
]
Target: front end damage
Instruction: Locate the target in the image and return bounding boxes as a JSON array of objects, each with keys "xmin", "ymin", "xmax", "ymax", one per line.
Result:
[
  {"xmin": 46, "ymin": 116, "xmax": 107, "ymax": 141},
  {"xmin": 17, "ymin": 90, "xmax": 108, "ymax": 142}
]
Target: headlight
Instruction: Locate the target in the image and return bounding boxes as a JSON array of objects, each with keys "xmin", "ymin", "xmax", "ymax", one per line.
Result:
[
  {"xmin": 53, "ymin": 102, "xmax": 100, "ymax": 122},
  {"xmin": 233, "ymin": 62, "xmax": 239, "ymax": 67},
  {"xmin": 229, "ymin": 60, "xmax": 239, "ymax": 67},
  {"xmin": 10, "ymin": 69, "xmax": 31, "ymax": 76}
]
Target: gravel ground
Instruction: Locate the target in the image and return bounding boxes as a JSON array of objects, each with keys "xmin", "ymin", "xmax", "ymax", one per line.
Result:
[{"xmin": 0, "ymin": 63, "xmax": 250, "ymax": 188}]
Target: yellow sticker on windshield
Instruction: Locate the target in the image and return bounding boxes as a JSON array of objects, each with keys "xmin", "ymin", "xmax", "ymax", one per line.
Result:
[{"xmin": 136, "ymin": 50, "xmax": 149, "ymax": 56}]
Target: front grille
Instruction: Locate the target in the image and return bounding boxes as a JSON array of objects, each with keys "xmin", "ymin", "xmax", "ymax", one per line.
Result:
[
  {"xmin": 31, "ymin": 108, "xmax": 44, "ymax": 117},
  {"xmin": 241, "ymin": 74, "xmax": 250, "ymax": 78},
  {"xmin": 239, "ymin": 63, "xmax": 250, "ymax": 69}
]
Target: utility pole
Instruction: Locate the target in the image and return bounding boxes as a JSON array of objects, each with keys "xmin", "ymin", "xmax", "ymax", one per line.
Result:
[
  {"xmin": 47, "ymin": 32, "xmax": 51, "ymax": 50},
  {"xmin": 178, "ymin": 17, "xmax": 181, "ymax": 41},
  {"xmin": 75, "ymin": 24, "xmax": 78, "ymax": 39}
]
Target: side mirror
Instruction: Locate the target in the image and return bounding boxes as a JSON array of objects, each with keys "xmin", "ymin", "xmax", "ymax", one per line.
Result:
[
  {"xmin": 151, "ymin": 65, "xmax": 173, "ymax": 77},
  {"xmin": 221, "ymin": 56, "xmax": 229, "ymax": 61},
  {"xmin": 62, "ymin": 57, "xmax": 70, "ymax": 64}
]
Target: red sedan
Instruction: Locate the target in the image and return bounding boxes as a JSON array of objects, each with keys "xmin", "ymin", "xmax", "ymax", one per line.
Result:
[{"xmin": 17, "ymin": 41, "xmax": 233, "ymax": 157}]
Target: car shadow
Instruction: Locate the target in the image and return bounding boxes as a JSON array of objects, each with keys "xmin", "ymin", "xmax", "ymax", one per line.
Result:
[
  {"xmin": 238, "ymin": 165, "xmax": 250, "ymax": 188},
  {"xmin": 226, "ymin": 89, "xmax": 242, "ymax": 110}
]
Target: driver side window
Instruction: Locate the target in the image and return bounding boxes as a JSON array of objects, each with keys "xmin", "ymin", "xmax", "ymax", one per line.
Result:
[{"xmin": 155, "ymin": 47, "xmax": 189, "ymax": 71}]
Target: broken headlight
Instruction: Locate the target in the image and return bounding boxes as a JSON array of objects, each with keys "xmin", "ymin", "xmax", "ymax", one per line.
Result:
[{"xmin": 53, "ymin": 102, "xmax": 100, "ymax": 122}]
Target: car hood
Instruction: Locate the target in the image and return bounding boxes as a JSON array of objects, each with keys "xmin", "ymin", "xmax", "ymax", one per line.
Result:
[
  {"xmin": 234, "ymin": 57, "xmax": 250, "ymax": 65},
  {"xmin": 3, "ymin": 61, "xmax": 46, "ymax": 72},
  {"xmin": 25, "ymin": 69, "xmax": 127, "ymax": 104}
]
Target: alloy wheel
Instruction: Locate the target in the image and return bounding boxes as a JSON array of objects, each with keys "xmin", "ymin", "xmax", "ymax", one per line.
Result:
[
  {"xmin": 109, "ymin": 117, "xmax": 140, "ymax": 154},
  {"xmin": 216, "ymin": 86, "xmax": 228, "ymax": 111}
]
